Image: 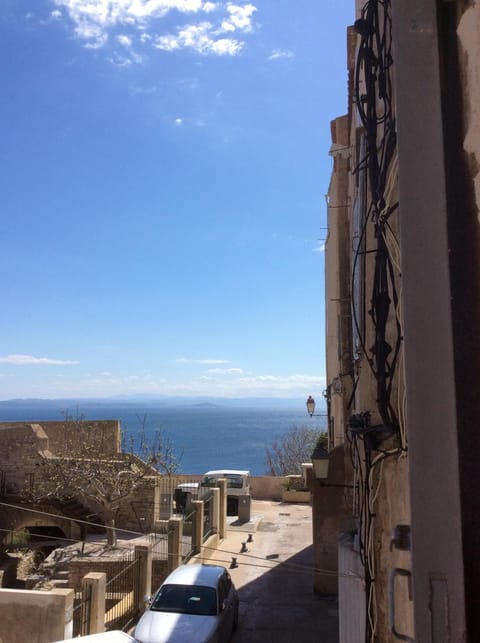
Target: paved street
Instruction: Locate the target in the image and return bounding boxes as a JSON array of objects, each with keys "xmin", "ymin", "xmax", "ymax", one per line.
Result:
[{"xmin": 194, "ymin": 500, "xmax": 339, "ymax": 643}]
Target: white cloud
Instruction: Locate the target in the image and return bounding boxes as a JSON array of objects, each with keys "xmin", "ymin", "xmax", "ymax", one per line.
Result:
[
  {"xmin": 0, "ymin": 366, "xmax": 325, "ymax": 399},
  {"xmin": 210, "ymin": 37, "xmax": 242, "ymax": 55},
  {"xmin": 54, "ymin": 0, "xmax": 237, "ymax": 29},
  {"xmin": 203, "ymin": 2, "xmax": 217, "ymax": 12},
  {"xmin": 205, "ymin": 367, "xmax": 244, "ymax": 375},
  {"xmin": 0, "ymin": 354, "xmax": 79, "ymax": 366},
  {"xmin": 195, "ymin": 371, "xmax": 325, "ymax": 397},
  {"xmin": 175, "ymin": 117, "xmax": 183, "ymax": 125},
  {"xmin": 153, "ymin": 34, "xmax": 179, "ymax": 51},
  {"xmin": 51, "ymin": 9, "xmax": 63, "ymax": 19},
  {"xmin": 117, "ymin": 34, "xmax": 132, "ymax": 47},
  {"xmin": 78, "ymin": 22, "xmax": 109, "ymax": 48},
  {"xmin": 107, "ymin": 54, "xmax": 131, "ymax": 65},
  {"xmin": 268, "ymin": 48, "xmax": 294, "ymax": 61},
  {"xmin": 108, "ymin": 47, "xmax": 143, "ymax": 64},
  {"xmin": 51, "ymin": 0, "xmax": 255, "ymax": 55},
  {"xmin": 154, "ymin": 22, "xmax": 243, "ymax": 56},
  {"xmin": 222, "ymin": 3, "xmax": 256, "ymax": 33},
  {"xmin": 175, "ymin": 357, "xmax": 229, "ymax": 365},
  {"xmin": 110, "ymin": 32, "xmax": 144, "ymax": 63}
]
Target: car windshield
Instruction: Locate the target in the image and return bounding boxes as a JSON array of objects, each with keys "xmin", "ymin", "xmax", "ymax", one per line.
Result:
[
  {"xmin": 151, "ymin": 584, "xmax": 217, "ymax": 616},
  {"xmin": 201, "ymin": 475, "xmax": 243, "ymax": 489},
  {"xmin": 225, "ymin": 475, "xmax": 243, "ymax": 489}
]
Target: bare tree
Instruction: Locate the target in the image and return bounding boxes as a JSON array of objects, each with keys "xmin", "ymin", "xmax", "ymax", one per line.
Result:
[
  {"xmin": 25, "ymin": 415, "xmax": 178, "ymax": 547},
  {"xmin": 265, "ymin": 426, "xmax": 327, "ymax": 476}
]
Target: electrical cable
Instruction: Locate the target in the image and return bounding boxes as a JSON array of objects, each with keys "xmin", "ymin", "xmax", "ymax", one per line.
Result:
[
  {"xmin": 0, "ymin": 500, "xmax": 140, "ymax": 538},
  {"xmin": 0, "ymin": 501, "xmax": 363, "ymax": 582}
]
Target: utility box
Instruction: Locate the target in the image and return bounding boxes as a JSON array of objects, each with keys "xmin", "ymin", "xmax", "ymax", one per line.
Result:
[{"xmin": 238, "ymin": 494, "xmax": 251, "ymax": 523}]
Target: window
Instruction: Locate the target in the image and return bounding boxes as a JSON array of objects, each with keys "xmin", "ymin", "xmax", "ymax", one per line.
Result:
[
  {"xmin": 225, "ymin": 475, "xmax": 243, "ymax": 489},
  {"xmin": 152, "ymin": 584, "xmax": 217, "ymax": 616}
]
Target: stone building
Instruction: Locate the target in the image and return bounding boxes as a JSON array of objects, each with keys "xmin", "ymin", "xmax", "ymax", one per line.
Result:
[
  {"xmin": 318, "ymin": 1, "xmax": 480, "ymax": 641},
  {"xmin": 0, "ymin": 420, "xmax": 159, "ymax": 543},
  {"xmin": 0, "ymin": 420, "xmax": 121, "ymax": 495}
]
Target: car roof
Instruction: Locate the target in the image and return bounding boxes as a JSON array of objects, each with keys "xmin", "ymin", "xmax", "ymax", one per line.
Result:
[
  {"xmin": 162, "ymin": 564, "xmax": 226, "ymax": 588},
  {"xmin": 203, "ymin": 470, "xmax": 249, "ymax": 476}
]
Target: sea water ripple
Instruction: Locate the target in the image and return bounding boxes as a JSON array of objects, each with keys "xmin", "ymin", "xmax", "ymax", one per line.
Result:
[{"xmin": 0, "ymin": 403, "xmax": 327, "ymax": 475}]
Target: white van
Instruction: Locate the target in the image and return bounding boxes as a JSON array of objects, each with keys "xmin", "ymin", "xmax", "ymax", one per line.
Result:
[{"xmin": 175, "ymin": 470, "xmax": 250, "ymax": 515}]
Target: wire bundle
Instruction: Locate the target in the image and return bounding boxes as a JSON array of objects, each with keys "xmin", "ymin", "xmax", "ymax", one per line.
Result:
[
  {"xmin": 349, "ymin": 1, "xmax": 408, "ymax": 640},
  {"xmin": 352, "ymin": 0, "xmax": 401, "ymax": 436}
]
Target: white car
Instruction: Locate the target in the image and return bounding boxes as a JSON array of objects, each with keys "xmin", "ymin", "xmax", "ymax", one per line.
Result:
[
  {"xmin": 134, "ymin": 564, "xmax": 239, "ymax": 643},
  {"xmin": 175, "ymin": 470, "xmax": 250, "ymax": 515}
]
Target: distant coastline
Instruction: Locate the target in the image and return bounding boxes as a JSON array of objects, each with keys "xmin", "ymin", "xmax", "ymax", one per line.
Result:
[{"xmin": 0, "ymin": 395, "xmax": 317, "ymax": 410}]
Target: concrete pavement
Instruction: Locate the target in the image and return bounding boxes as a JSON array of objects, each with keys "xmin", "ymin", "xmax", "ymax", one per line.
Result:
[{"xmin": 194, "ymin": 500, "xmax": 339, "ymax": 643}]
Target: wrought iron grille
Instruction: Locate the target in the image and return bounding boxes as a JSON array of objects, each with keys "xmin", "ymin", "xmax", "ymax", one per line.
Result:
[
  {"xmin": 104, "ymin": 551, "xmax": 141, "ymax": 632},
  {"xmin": 182, "ymin": 508, "xmax": 196, "ymax": 562},
  {"xmin": 203, "ymin": 493, "xmax": 215, "ymax": 541},
  {"xmin": 73, "ymin": 582, "xmax": 92, "ymax": 636}
]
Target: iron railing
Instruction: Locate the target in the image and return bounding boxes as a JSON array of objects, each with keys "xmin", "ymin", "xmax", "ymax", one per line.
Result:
[
  {"xmin": 73, "ymin": 583, "xmax": 92, "ymax": 636},
  {"xmin": 104, "ymin": 551, "xmax": 141, "ymax": 632},
  {"xmin": 203, "ymin": 493, "xmax": 215, "ymax": 541},
  {"xmin": 182, "ymin": 508, "xmax": 196, "ymax": 562},
  {"xmin": 73, "ymin": 585, "xmax": 92, "ymax": 636},
  {"xmin": 156, "ymin": 476, "xmax": 202, "ymax": 519},
  {"xmin": 150, "ymin": 529, "xmax": 168, "ymax": 561}
]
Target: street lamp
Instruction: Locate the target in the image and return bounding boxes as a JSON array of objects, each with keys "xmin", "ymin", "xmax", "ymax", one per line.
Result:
[
  {"xmin": 311, "ymin": 444, "xmax": 330, "ymax": 479},
  {"xmin": 311, "ymin": 445, "xmax": 355, "ymax": 488},
  {"xmin": 306, "ymin": 395, "xmax": 327, "ymax": 417},
  {"xmin": 306, "ymin": 395, "xmax": 316, "ymax": 416}
]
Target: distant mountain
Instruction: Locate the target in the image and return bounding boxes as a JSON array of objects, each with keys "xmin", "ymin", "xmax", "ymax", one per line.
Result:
[
  {"xmin": 191, "ymin": 402, "xmax": 219, "ymax": 408},
  {"xmin": 0, "ymin": 395, "xmax": 320, "ymax": 411}
]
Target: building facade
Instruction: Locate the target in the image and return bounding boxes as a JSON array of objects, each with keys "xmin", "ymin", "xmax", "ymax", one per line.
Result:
[{"xmin": 323, "ymin": 1, "xmax": 480, "ymax": 640}]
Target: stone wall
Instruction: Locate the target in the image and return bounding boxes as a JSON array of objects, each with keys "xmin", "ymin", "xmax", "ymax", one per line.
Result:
[
  {"xmin": 0, "ymin": 420, "xmax": 121, "ymax": 494},
  {"xmin": 36, "ymin": 420, "xmax": 121, "ymax": 457},
  {"xmin": 0, "ymin": 423, "xmax": 50, "ymax": 493},
  {"xmin": 114, "ymin": 477, "xmax": 158, "ymax": 533},
  {"xmin": 0, "ymin": 587, "xmax": 74, "ymax": 643},
  {"xmin": 250, "ymin": 476, "xmax": 284, "ymax": 500},
  {"xmin": 67, "ymin": 557, "xmax": 167, "ymax": 594}
]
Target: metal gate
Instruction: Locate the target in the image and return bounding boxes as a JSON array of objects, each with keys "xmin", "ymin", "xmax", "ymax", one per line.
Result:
[{"xmin": 104, "ymin": 552, "xmax": 141, "ymax": 632}]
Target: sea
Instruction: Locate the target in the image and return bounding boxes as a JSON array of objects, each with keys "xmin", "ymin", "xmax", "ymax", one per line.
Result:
[{"xmin": 0, "ymin": 402, "xmax": 327, "ymax": 475}]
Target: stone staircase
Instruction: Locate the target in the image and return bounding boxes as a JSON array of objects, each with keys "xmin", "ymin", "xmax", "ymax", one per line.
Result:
[{"xmin": 55, "ymin": 496, "xmax": 105, "ymax": 534}]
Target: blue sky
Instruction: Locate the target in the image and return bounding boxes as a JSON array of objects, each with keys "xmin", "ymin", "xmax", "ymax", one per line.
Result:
[{"xmin": 0, "ymin": 0, "xmax": 352, "ymax": 400}]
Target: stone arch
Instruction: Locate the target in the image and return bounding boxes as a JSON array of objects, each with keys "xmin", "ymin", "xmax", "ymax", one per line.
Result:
[{"xmin": 1, "ymin": 506, "xmax": 83, "ymax": 546}]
